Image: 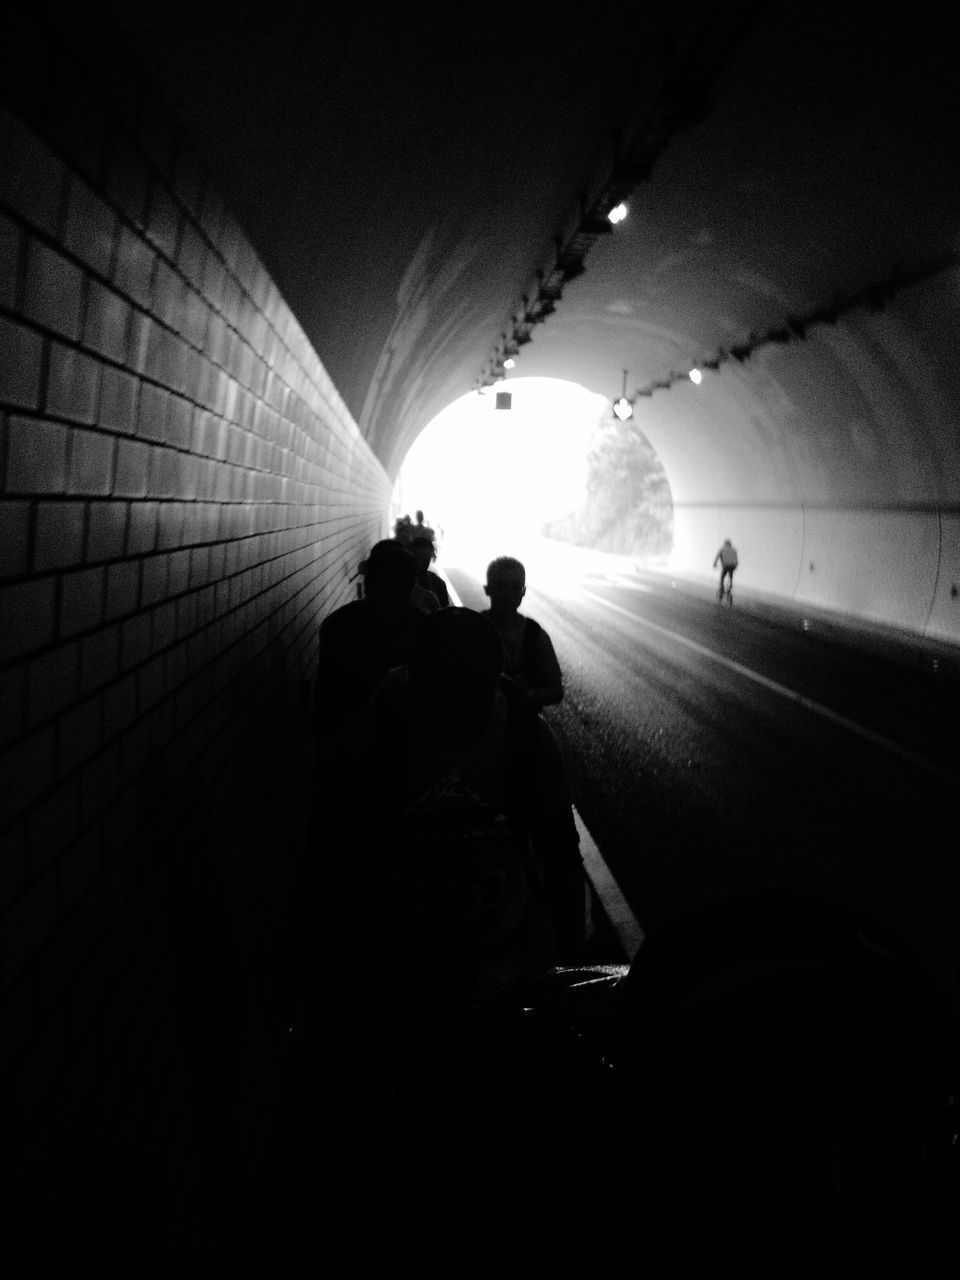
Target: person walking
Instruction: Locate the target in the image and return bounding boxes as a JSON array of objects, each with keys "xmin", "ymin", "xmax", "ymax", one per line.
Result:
[
  {"xmin": 482, "ymin": 556, "xmax": 563, "ymax": 708},
  {"xmin": 408, "ymin": 537, "xmax": 450, "ymax": 608},
  {"xmin": 412, "ymin": 509, "xmax": 436, "ymax": 545}
]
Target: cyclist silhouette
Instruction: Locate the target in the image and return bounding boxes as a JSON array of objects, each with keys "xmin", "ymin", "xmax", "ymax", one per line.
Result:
[{"xmin": 713, "ymin": 539, "xmax": 738, "ymax": 603}]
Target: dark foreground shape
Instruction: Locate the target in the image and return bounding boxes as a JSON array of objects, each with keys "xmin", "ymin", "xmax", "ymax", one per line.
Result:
[{"xmin": 229, "ymin": 890, "xmax": 960, "ymax": 1275}]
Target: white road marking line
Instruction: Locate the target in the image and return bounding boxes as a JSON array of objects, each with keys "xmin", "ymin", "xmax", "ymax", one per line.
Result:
[
  {"xmin": 574, "ymin": 806, "xmax": 644, "ymax": 960},
  {"xmin": 588, "ymin": 574, "xmax": 654, "ymax": 591},
  {"xmin": 582, "ymin": 587, "xmax": 957, "ymax": 786},
  {"xmin": 441, "ymin": 571, "xmax": 462, "ymax": 607}
]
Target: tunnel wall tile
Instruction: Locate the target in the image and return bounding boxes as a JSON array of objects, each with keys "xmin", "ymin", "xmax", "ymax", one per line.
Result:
[
  {"xmin": 0, "ymin": 318, "xmax": 44, "ymax": 408},
  {"xmin": 0, "ymin": 499, "xmax": 33, "ymax": 578},
  {"xmin": 24, "ymin": 240, "xmax": 85, "ymax": 339},
  {"xmin": 0, "ymin": 18, "xmax": 390, "ymax": 1268},
  {"xmin": 63, "ymin": 178, "xmax": 118, "ymax": 278}
]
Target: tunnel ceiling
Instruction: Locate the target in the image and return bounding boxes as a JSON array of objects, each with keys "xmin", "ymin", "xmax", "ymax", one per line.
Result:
[{"xmin": 108, "ymin": 2, "xmax": 959, "ymax": 482}]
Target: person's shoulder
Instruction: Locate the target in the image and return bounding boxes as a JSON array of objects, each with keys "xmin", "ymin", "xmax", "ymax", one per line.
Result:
[
  {"xmin": 522, "ymin": 615, "xmax": 554, "ymax": 647},
  {"xmin": 534, "ymin": 623, "xmax": 558, "ymax": 656}
]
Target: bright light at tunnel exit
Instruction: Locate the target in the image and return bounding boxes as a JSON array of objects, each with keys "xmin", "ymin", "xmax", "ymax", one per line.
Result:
[{"xmin": 392, "ymin": 378, "xmax": 609, "ymax": 571}]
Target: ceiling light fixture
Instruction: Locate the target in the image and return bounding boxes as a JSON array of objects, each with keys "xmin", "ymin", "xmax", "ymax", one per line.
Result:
[
  {"xmin": 472, "ymin": 13, "xmax": 770, "ymax": 395},
  {"xmin": 612, "ymin": 368, "xmax": 634, "ymax": 421},
  {"xmin": 629, "ymin": 254, "xmax": 958, "ymax": 399}
]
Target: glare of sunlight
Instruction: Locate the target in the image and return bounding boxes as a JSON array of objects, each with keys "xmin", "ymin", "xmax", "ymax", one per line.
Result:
[{"xmin": 392, "ymin": 377, "xmax": 608, "ymax": 576}]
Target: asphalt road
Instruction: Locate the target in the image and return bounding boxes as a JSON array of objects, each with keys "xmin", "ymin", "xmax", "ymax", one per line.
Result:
[{"xmin": 443, "ymin": 539, "xmax": 960, "ymax": 1007}]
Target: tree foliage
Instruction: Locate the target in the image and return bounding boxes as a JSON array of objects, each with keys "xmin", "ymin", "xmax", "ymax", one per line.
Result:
[{"xmin": 543, "ymin": 416, "xmax": 673, "ymax": 557}]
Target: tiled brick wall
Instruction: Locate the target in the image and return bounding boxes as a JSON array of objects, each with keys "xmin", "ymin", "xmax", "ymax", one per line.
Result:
[{"xmin": 1, "ymin": 14, "xmax": 389, "ymax": 1270}]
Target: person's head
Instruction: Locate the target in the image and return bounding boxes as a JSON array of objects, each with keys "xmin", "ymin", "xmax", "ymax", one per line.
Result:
[
  {"xmin": 363, "ymin": 539, "xmax": 417, "ymax": 602},
  {"xmin": 723, "ymin": 538, "xmax": 732, "ymax": 546},
  {"xmin": 409, "ymin": 536, "xmax": 436, "ymax": 572},
  {"xmin": 484, "ymin": 556, "xmax": 526, "ymax": 614},
  {"xmin": 407, "ymin": 607, "xmax": 503, "ymax": 744},
  {"xmin": 415, "ymin": 509, "xmax": 425, "ymax": 524}
]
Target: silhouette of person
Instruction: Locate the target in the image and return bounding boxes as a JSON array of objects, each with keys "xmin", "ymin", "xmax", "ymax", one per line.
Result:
[
  {"xmin": 277, "ymin": 610, "xmax": 585, "ymax": 1263},
  {"xmin": 713, "ymin": 538, "xmax": 738, "ymax": 599},
  {"xmin": 312, "ymin": 539, "xmax": 424, "ymax": 748},
  {"xmin": 412, "ymin": 509, "xmax": 435, "ymax": 544},
  {"xmin": 408, "ymin": 536, "xmax": 450, "ymax": 608},
  {"xmin": 482, "ymin": 557, "xmax": 563, "ymax": 708},
  {"xmin": 328, "ymin": 608, "xmax": 584, "ymax": 1029},
  {"xmin": 393, "ymin": 514, "xmax": 415, "ymax": 545}
]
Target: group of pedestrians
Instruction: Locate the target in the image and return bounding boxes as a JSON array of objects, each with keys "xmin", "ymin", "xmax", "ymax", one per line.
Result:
[
  {"xmin": 304, "ymin": 524, "xmax": 739, "ymax": 1022},
  {"xmin": 393, "ymin": 509, "xmax": 435, "ymax": 547},
  {"xmin": 297, "ymin": 521, "xmax": 581, "ymax": 1052},
  {"xmin": 269, "ymin": 523, "xmax": 958, "ymax": 1272}
]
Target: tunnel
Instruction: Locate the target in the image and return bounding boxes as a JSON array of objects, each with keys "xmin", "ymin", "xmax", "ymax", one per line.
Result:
[{"xmin": 2, "ymin": 1, "xmax": 959, "ymax": 1270}]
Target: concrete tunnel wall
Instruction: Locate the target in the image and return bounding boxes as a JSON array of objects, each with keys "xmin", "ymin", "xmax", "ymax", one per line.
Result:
[
  {"xmin": 0, "ymin": 18, "xmax": 390, "ymax": 1267},
  {"xmin": 621, "ymin": 272, "xmax": 960, "ymax": 642}
]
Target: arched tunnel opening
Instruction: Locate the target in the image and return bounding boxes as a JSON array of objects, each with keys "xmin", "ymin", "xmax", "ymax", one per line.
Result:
[
  {"xmin": 391, "ymin": 376, "xmax": 674, "ymax": 577},
  {"xmin": 3, "ymin": 2, "xmax": 960, "ymax": 1272}
]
